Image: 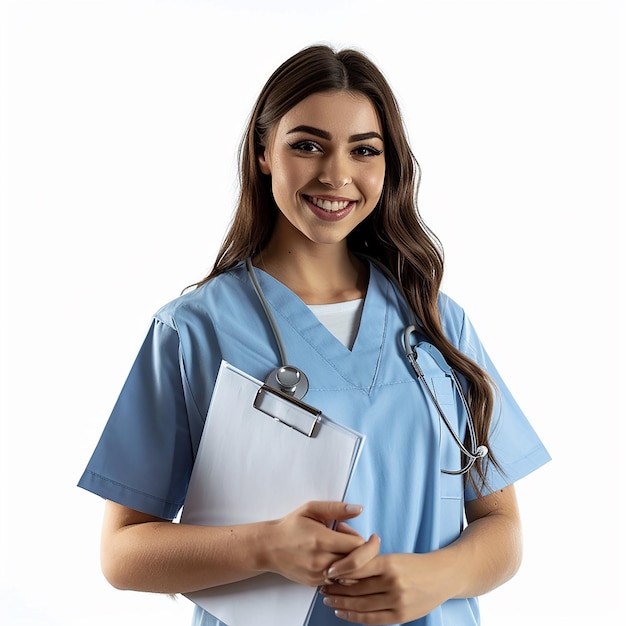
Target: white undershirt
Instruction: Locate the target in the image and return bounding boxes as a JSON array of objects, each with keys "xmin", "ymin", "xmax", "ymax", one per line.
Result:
[{"xmin": 307, "ymin": 298, "xmax": 364, "ymax": 349}]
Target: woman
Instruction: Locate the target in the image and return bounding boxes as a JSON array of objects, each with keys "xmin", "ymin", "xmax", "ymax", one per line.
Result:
[{"xmin": 79, "ymin": 44, "xmax": 550, "ymax": 625}]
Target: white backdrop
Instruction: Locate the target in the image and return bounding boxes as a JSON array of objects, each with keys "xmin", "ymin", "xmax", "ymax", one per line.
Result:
[{"xmin": 1, "ymin": 0, "xmax": 623, "ymax": 624}]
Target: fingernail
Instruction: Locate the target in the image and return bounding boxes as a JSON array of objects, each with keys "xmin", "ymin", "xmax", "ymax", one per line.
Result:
[
  {"xmin": 345, "ymin": 504, "xmax": 362, "ymax": 514},
  {"xmin": 326, "ymin": 566, "xmax": 337, "ymax": 578}
]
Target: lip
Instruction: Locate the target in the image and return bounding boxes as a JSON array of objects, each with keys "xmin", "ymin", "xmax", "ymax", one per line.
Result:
[{"xmin": 303, "ymin": 194, "xmax": 357, "ymax": 222}]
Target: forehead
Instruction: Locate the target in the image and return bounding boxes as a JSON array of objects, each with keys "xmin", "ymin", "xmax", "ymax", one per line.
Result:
[{"xmin": 276, "ymin": 90, "xmax": 382, "ymax": 136}]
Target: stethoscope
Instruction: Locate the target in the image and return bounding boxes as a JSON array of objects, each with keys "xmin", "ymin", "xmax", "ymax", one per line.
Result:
[{"xmin": 245, "ymin": 258, "xmax": 488, "ymax": 475}]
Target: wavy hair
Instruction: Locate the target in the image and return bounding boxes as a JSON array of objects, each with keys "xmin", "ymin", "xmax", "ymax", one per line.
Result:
[{"xmin": 194, "ymin": 44, "xmax": 498, "ymax": 490}]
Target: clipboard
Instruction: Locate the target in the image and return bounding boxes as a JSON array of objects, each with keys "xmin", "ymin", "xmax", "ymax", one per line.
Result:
[{"xmin": 180, "ymin": 361, "xmax": 365, "ymax": 626}]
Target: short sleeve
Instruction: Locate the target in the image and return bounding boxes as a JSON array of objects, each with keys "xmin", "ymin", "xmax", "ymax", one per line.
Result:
[
  {"xmin": 77, "ymin": 318, "xmax": 194, "ymax": 519},
  {"xmin": 439, "ymin": 297, "xmax": 551, "ymax": 500}
]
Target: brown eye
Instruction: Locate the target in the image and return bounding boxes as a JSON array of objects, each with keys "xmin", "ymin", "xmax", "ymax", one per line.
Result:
[
  {"xmin": 353, "ymin": 145, "xmax": 383, "ymax": 157},
  {"xmin": 288, "ymin": 141, "xmax": 322, "ymax": 153}
]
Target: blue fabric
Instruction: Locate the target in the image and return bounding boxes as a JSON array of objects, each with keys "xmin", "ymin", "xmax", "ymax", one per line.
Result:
[{"xmin": 78, "ymin": 261, "xmax": 550, "ymax": 625}]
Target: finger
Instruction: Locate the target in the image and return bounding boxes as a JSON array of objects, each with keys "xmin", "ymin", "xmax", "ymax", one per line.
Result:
[
  {"xmin": 322, "ymin": 586, "xmax": 396, "ymax": 622},
  {"xmin": 332, "ymin": 608, "xmax": 396, "ymax": 625},
  {"xmin": 322, "ymin": 576, "xmax": 377, "ymax": 597},
  {"xmin": 334, "ymin": 522, "xmax": 362, "ymax": 536},
  {"xmin": 301, "ymin": 501, "xmax": 363, "ymax": 524},
  {"xmin": 325, "ymin": 534, "xmax": 380, "ymax": 580},
  {"xmin": 322, "ymin": 588, "xmax": 393, "ymax": 619}
]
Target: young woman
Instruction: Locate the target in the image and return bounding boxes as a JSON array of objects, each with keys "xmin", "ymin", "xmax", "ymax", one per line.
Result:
[{"xmin": 79, "ymin": 44, "xmax": 550, "ymax": 625}]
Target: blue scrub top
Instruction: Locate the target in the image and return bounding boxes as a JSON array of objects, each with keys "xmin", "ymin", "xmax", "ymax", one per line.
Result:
[{"xmin": 78, "ymin": 261, "xmax": 550, "ymax": 626}]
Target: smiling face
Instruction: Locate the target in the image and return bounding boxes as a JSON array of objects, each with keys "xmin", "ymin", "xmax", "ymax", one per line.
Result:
[{"xmin": 258, "ymin": 90, "xmax": 386, "ymax": 252}]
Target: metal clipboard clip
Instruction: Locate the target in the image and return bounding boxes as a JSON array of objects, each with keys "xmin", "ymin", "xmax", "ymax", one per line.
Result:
[{"xmin": 253, "ymin": 384, "xmax": 322, "ymax": 437}]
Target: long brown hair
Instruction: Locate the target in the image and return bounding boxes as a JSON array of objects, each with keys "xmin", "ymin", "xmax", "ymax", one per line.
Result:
[{"xmin": 195, "ymin": 44, "xmax": 499, "ymax": 490}]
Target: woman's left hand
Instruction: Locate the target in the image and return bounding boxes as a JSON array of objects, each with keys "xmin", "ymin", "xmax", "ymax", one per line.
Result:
[
  {"xmin": 320, "ymin": 486, "xmax": 523, "ymax": 624},
  {"xmin": 319, "ymin": 551, "xmax": 450, "ymax": 624}
]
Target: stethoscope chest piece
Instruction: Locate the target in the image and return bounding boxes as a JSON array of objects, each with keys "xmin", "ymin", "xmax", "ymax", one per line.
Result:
[{"xmin": 265, "ymin": 365, "xmax": 309, "ymax": 399}]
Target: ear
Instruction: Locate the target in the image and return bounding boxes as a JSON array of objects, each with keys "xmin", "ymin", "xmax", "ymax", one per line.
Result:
[{"xmin": 258, "ymin": 150, "xmax": 271, "ymax": 175}]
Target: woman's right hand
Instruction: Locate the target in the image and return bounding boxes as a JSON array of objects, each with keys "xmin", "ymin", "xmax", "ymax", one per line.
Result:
[{"xmin": 259, "ymin": 501, "xmax": 377, "ymax": 587}]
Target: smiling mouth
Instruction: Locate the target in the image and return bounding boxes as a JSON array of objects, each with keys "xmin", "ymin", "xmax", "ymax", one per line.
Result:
[{"xmin": 304, "ymin": 195, "xmax": 355, "ymax": 212}]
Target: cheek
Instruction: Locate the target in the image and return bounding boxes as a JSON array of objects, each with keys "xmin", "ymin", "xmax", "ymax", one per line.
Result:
[
  {"xmin": 365, "ymin": 165, "xmax": 386, "ymax": 198},
  {"xmin": 270, "ymin": 162, "xmax": 299, "ymax": 193}
]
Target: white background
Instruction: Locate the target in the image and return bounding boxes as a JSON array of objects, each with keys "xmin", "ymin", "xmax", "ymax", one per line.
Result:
[{"xmin": 1, "ymin": 0, "xmax": 623, "ymax": 624}]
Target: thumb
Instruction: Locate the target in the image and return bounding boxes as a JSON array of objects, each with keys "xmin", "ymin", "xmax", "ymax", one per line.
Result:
[{"xmin": 301, "ymin": 501, "xmax": 363, "ymax": 523}]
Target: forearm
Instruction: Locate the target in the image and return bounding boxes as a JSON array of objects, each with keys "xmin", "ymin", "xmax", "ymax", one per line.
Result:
[
  {"xmin": 102, "ymin": 517, "xmax": 271, "ymax": 593},
  {"xmin": 100, "ymin": 499, "xmax": 367, "ymax": 594},
  {"xmin": 443, "ymin": 488, "xmax": 523, "ymax": 599}
]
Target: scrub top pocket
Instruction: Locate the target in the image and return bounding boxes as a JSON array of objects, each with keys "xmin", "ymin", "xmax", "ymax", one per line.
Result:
[
  {"xmin": 430, "ymin": 374, "xmax": 466, "ymax": 547},
  {"xmin": 430, "ymin": 375, "xmax": 454, "ymax": 406}
]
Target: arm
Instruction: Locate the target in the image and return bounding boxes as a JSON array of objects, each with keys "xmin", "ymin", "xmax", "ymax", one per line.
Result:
[
  {"xmin": 100, "ymin": 499, "xmax": 368, "ymax": 594},
  {"xmin": 319, "ymin": 484, "xmax": 522, "ymax": 624},
  {"xmin": 447, "ymin": 483, "xmax": 523, "ymax": 597}
]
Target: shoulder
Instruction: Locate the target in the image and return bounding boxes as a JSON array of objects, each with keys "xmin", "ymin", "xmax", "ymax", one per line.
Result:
[
  {"xmin": 438, "ymin": 292, "xmax": 490, "ymax": 364},
  {"xmin": 367, "ymin": 262, "xmax": 474, "ymax": 350},
  {"xmin": 153, "ymin": 263, "xmax": 250, "ymax": 331},
  {"xmin": 437, "ymin": 292, "xmax": 465, "ymax": 329},
  {"xmin": 437, "ymin": 292, "xmax": 475, "ymax": 352}
]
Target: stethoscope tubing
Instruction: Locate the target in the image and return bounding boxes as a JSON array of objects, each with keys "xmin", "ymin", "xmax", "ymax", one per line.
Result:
[
  {"xmin": 404, "ymin": 325, "xmax": 487, "ymax": 475},
  {"xmin": 245, "ymin": 256, "xmax": 487, "ymax": 475},
  {"xmin": 246, "ymin": 258, "xmax": 289, "ymax": 367}
]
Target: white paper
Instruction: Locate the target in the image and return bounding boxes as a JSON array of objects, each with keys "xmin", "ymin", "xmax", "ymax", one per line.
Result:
[{"xmin": 181, "ymin": 361, "xmax": 364, "ymax": 626}]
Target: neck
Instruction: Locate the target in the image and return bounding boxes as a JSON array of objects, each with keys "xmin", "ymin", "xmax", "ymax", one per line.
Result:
[{"xmin": 254, "ymin": 241, "xmax": 368, "ymax": 305}]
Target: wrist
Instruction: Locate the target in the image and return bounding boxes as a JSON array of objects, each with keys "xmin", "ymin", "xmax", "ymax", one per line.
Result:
[
  {"xmin": 249, "ymin": 519, "xmax": 278, "ymax": 574},
  {"xmin": 433, "ymin": 544, "xmax": 467, "ymax": 600}
]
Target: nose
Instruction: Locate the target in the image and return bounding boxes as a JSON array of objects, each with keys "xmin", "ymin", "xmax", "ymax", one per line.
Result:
[{"xmin": 318, "ymin": 154, "xmax": 352, "ymax": 188}]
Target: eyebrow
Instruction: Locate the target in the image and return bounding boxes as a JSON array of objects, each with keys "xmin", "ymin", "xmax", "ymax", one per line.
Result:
[{"xmin": 286, "ymin": 125, "xmax": 383, "ymax": 143}]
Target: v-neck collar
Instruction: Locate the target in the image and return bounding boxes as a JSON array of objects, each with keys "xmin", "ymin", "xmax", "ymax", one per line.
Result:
[{"xmin": 250, "ymin": 261, "xmax": 391, "ymax": 391}]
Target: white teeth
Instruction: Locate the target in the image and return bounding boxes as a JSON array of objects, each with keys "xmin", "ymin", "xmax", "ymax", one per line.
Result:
[{"xmin": 309, "ymin": 197, "xmax": 351, "ymax": 212}]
